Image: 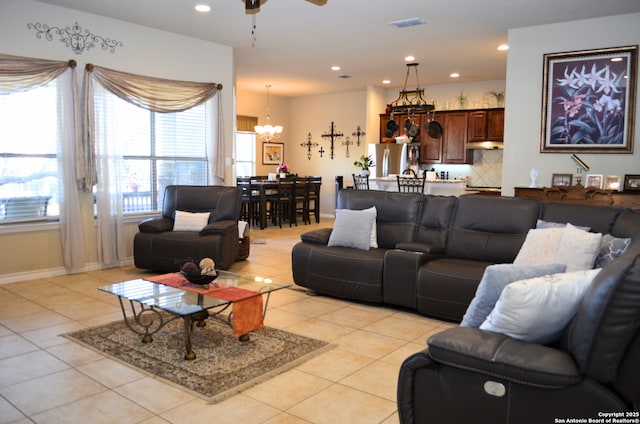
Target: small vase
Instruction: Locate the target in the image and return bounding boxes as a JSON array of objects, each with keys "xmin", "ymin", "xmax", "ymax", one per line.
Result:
[
  {"xmin": 280, "ymin": 172, "xmax": 287, "ymax": 179},
  {"xmin": 360, "ymin": 170, "xmax": 370, "ymax": 177}
]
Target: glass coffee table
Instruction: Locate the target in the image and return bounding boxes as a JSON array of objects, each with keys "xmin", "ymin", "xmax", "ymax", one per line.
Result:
[{"xmin": 99, "ymin": 271, "xmax": 291, "ymax": 360}]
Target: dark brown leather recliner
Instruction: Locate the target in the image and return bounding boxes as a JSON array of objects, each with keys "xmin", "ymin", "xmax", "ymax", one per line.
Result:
[
  {"xmin": 397, "ymin": 242, "xmax": 640, "ymax": 423},
  {"xmin": 134, "ymin": 185, "xmax": 240, "ymax": 272}
]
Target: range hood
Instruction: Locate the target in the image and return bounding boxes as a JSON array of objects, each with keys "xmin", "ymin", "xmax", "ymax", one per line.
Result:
[{"xmin": 466, "ymin": 141, "xmax": 503, "ymax": 150}]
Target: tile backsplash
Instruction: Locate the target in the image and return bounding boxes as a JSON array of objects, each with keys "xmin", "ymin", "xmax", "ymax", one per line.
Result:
[{"xmin": 470, "ymin": 149, "xmax": 503, "ymax": 187}]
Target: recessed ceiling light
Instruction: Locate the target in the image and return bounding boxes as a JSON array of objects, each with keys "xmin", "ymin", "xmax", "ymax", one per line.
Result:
[
  {"xmin": 331, "ymin": 66, "xmax": 341, "ymax": 71},
  {"xmin": 382, "ymin": 80, "xmax": 391, "ymax": 84},
  {"xmin": 404, "ymin": 55, "xmax": 415, "ymax": 62},
  {"xmin": 195, "ymin": 4, "xmax": 211, "ymax": 12},
  {"xmin": 497, "ymin": 44, "xmax": 509, "ymax": 51},
  {"xmin": 450, "ymin": 72, "xmax": 460, "ymax": 78}
]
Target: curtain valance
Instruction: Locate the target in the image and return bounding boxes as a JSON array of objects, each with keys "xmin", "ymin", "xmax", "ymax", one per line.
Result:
[
  {"xmin": 85, "ymin": 64, "xmax": 222, "ymax": 113},
  {"xmin": 0, "ymin": 53, "xmax": 75, "ymax": 93},
  {"xmin": 237, "ymin": 115, "xmax": 258, "ymax": 132}
]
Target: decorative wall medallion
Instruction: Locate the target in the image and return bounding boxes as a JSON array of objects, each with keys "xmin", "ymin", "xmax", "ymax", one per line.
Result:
[{"xmin": 27, "ymin": 22, "xmax": 123, "ymax": 54}]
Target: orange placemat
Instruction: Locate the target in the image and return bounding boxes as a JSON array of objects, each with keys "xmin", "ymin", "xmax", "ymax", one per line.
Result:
[{"xmin": 145, "ymin": 273, "xmax": 264, "ymax": 337}]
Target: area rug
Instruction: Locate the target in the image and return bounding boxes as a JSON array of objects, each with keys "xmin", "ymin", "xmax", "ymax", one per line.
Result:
[{"xmin": 64, "ymin": 316, "xmax": 332, "ymax": 403}]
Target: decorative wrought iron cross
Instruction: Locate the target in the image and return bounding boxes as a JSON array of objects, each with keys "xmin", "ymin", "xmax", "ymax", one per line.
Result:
[
  {"xmin": 352, "ymin": 126, "xmax": 366, "ymax": 147},
  {"xmin": 318, "ymin": 146, "xmax": 325, "ymax": 158},
  {"xmin": 342, "ymin": 137, "xmax": 354, "ymax": 158},
  {"xmin": 300, "ymin": 133, "xmax": 319, "ymax": 160},
  {"xmin": 321, "ymin": 121, "xmax": 343, "ymax": 160}
]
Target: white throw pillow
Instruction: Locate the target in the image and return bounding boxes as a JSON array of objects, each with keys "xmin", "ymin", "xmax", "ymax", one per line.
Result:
[
  {"xmin": 173, "ymin": 210, "xmax": 210, "ymax": 231},
  {"xmin": 555, "ymin": 223, "xmax": 602, "ymax": 271},
  {"xmin": 513, "ymin": 227, "xmax": 564, "ymax": 265},
  {"xmin": 328, "ymin": 208, "xmax": 377, "ymax": 250},
  {"xmin": 460, "ymin": 262, "xmax": 566, "ymax": 328},
  {"xmin": 365, "ymin": 206, "xmax": 378, "ymax": 248},
  {"xmin": 480, "ymin": 268, "xmax": 601, "ymax": 344}
]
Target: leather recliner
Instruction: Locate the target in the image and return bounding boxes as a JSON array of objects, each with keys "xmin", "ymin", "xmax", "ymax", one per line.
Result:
[
  {"xmin": 134, "ymin": 185, "xmax": 241, "ymax": 272},
  {"xmin": 397, "ymin": 242, "xmax": 640, "ymax": 423}
]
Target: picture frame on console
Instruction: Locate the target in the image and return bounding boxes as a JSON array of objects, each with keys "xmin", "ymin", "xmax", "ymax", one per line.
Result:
[
  {"xmin": 551, "ymin": 173, "xmax": 573, "ymax": 187},
  {"xmin": 262, "ymin": 142, "xmax": 284, "ymax": 165},
  {"xmin": 585, "ymin": 174, "xmax": 604, "ymax": 189},
  {"xmin": 624, "ymin": 174, "xmax": 640, "ymax": 192},
  {"xmin": 540, "ymin": 45, "xmax": 638, "ymax": 153},
  {"xmin": 604, "ymin": 175, "xmax": 622, "ymax": 191}
]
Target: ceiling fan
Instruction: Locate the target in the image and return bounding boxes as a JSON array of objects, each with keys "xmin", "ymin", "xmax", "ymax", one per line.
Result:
[{"xmin": 244, "ymin": 0, "xmax": 327, "ymax": 13}]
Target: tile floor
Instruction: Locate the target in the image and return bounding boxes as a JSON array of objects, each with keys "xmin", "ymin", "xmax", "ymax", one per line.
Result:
[{"xmin": 0, "ymin": 220, "xmax": 455, "ymax": 424}]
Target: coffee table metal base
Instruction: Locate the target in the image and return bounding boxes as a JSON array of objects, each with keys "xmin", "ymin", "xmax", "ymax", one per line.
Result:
[{"xmin": 116, "ymin": 296, "xmax": 236, "ymax": 360}]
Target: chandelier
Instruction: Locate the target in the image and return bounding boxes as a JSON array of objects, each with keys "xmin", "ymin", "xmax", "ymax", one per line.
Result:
[
  {"xmin": 389, "ymin": 63, "xmax": 435, "ymax": 114},
  {"xmin": 254, "ymin": 84, "xmax": 283, "ymax": 142}
]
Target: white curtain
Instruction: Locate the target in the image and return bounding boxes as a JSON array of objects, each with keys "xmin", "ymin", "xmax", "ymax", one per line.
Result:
[
  {"xmin": 0, "ymin": 54, "xmax": 85, "ymax": 272},
  {"xmin": 83, "ymin": 64, "xmax": 224, "ymax": 267}
]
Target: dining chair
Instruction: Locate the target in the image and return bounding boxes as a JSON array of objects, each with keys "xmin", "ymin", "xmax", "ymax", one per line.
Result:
[
  {"xmin": 237, "ymin": 176, "xmax": 260, "ymax": 226},
  {"xmin": 272, "ymin": 178, "xmax": 297, "ymax": 228},
  {"xmin": 397, "ymin": 174, "xmax": 426, "ymax": 193},
  {"xmin": 305, "ymin": 176, "xmax": 322, "ymax": 224},
  {"xmin": 352, "ymin": 174, "xmax": 370, "ymax": 190}
]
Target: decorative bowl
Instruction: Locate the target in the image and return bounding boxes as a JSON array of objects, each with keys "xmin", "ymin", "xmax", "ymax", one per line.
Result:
[{"xmin": 179, "ymin": 270, "xmax": 218, "ymax": 285}]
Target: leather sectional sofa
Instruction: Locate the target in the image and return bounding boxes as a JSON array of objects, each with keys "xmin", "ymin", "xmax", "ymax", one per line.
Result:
[
  {"xmin": 292, "ymin": 189, "xmax": 640, "ymax": 322},
  {"xmin": 134, "ymin": 185, "xmax": 241, "ymax": 272},
  {"xmin": 292, "ymin": 188, "xmax": 640, "ymax": 421}
]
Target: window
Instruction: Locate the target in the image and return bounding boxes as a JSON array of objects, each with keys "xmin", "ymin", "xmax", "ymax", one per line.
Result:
[
  {"xmin": 93, "ymin": 84, "xmax": 210, "ymax": 213},
  {"xmin": 235, "ymin": 131, "xmax": 256, "ymax": 177},
  {"xmin": 0, "ymin": 80, "xmax": 59, "ymax": 222}
]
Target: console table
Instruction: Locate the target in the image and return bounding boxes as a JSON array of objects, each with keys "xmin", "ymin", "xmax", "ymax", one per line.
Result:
[{"xmin": 514, "ymin": 186, "xmax": 640, "ymax": 210}]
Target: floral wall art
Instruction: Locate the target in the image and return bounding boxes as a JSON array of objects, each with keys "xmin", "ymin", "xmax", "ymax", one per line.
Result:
[{"xmin": 540, "ymin": 45, "xmax": 637, "ymax": 153}]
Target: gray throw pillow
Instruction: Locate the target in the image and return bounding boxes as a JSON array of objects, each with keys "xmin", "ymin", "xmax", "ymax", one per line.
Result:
[
  {"xmin": 595, "ymin": 234, "xmax": 631, "ymax": 268},
  {"xmin": 460, "ymin": 262, "xmax": 567, "ymax": 327},
  {"xmin": 327, "ymin": 208, "xmax": 377, "ymax": 250}
]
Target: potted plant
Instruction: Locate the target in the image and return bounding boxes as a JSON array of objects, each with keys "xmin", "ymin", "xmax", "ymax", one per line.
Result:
[
  {"xmin": 276, "ymin": 163, "xmax": 289, "ymax": 178},
  {"xmin": 354, "ymin": 155, "xmax": 375, "ymax": 176},
  {"xmin": 488, "ymin": 90, "xmax": 505, "ymax": 107}
]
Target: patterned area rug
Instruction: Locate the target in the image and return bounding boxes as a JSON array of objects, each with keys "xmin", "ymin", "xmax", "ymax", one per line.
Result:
[{"xmin": 65, "ymin": 316, "xmax": 331, "ymax": 403}]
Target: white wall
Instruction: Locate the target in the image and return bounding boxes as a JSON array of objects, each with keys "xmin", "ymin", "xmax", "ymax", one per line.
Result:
[
  {"xmin": 502, "ymin": 13, "xmax": 640, "ymax": 196},
  {"xmin": 0, "ymin": 0, "xmax": 234, "ymax": 279}
]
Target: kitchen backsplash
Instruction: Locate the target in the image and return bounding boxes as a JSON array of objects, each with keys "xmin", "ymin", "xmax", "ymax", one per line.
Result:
[
  {"xmin": 470, "ymin": 149, "xmax": 503, "ymax": 187},
  {"xmin": 420, "ymin": 149, "xmax": 503, "ymax": 187}
]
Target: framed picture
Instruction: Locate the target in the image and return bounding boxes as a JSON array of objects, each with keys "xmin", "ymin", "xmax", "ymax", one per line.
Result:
[
  {"xmin": 540, "ymin": 45, "xmax": 637, "ymax": 153},
  {"xmin": 604, "ymin": 175, "xmax": 622, "ymax": 191},
  {"xmin": 585, "ymin": 174, "xmax": 604, "ymax": 189},
  {"xmin": 262, "ymin": 142, "xmax": 284, "ymax": 165},
  {"xmin": 624, "ymin": 174, "xmax": 640, "ymax": 191},
  {"xmin": 551, "ymin": 173, "xmax": 573, "ymax": 187}
]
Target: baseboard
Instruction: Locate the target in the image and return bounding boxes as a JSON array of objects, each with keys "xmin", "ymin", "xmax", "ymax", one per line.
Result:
[{"xmin": 0, "ymin": 258, "xmax": 134, "ymax": 285}]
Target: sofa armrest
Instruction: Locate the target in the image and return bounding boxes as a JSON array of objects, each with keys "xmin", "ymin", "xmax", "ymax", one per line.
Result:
[
  {"xmin": 300, "ymin": 228, "xmax": 332, "ymax": 245},
  {"xmin": 427, "ymin": 327, "xmax": 581, "ymax": 387},
  {"xmin": 395, "ymin": 241, "xmax": 445, "ymax": 255},
  {"xmin": 200, "ymin": 220, "xmax": 236, "ymax": 236},
  {"xmin": 138, "ymin": 217, "xmax": 173, "ymax": 233}
]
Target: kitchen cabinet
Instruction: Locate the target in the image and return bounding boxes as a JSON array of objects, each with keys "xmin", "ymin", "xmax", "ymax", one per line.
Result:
[
  {"xmin": 467, "ymin": 108, "xmax": 504, "ymax": 142},
  {"xmin": 379, "ymin": 108, "xmax": 504, "ymax": 164},
  {"xmin": 420, "ymin": 112, "xmax": 443, "ymax": 163},
  {"xmin": 442, "ymin": 112, "xmax": 472, "ymax": 164},
  {"xmin": 379, "ymin": 113, "xmax": 421, "ymax": 143}
]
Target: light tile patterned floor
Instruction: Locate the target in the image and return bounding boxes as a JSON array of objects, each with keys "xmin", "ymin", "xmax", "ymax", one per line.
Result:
[{"xmin": 0, "ymin": 220, "xmax": 455, "ymax": 424}]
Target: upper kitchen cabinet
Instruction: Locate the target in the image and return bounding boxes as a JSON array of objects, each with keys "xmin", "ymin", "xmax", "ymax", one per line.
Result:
[
  {"xmin": 421, "ymin": 112, "xmax": 444, "ymax": 163},
  {"xmin": 441, "ymin": 112, "xmax": 473, "ymax": 164},
  {"xmin": 467, "ymin": 108, "xmax": 504, "ymax": 142}
]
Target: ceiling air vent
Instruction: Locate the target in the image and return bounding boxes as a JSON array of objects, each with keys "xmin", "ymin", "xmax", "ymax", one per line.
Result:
[
  {"xmin": 337, "ymin": 74, "xmax": 351, "ymax": 79},
  {"xmin": 389, "ymin": 18, "xmax": 425, "ymax": 28}
]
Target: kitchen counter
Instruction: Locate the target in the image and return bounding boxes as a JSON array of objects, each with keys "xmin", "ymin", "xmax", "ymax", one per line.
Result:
[{"xmin": 369, "ymin": 177, "xmax": 468, "ymax": 196}]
